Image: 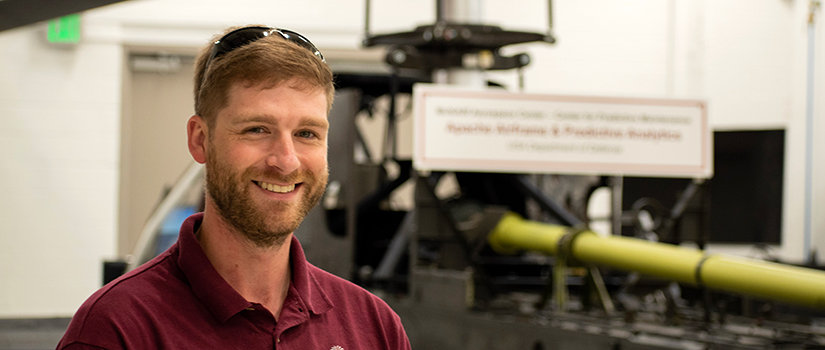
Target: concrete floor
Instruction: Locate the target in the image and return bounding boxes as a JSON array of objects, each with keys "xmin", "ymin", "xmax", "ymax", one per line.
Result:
[{"xmin": 0, "ymin": 318, "xmax": 70, "ymax": 350}]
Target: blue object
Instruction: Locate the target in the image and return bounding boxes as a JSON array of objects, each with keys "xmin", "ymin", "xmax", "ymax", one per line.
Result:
[{"xmin": 155, "ymin": 206, "xmax": 197, "ymax": 255}]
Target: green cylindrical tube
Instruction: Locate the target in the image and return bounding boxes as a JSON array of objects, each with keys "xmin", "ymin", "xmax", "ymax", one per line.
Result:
[
  {"xmin": 488, "ymin": 212, "xmax": 567, "ymax": 255},
  {"xmin": 572, "ymin": 233, "xmax": 704, "ymax": 284},
  {"xmin": 700, "ymin": 256, "xmax": 825, "ymax": 309},
  {"xmin": 489, "ymin": 212, "xmax": 825, "ymax": 309}
]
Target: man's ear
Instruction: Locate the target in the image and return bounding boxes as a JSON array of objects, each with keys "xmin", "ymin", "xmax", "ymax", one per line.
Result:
[{"xmin": 187, "ymin": 115, "xmax": 208, "ymax": 164}]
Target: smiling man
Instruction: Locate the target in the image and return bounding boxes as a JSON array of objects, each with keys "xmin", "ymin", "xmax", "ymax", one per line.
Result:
[{"xmin": 57, "ymin": 26, "xmax": 411, "ymax": 349}]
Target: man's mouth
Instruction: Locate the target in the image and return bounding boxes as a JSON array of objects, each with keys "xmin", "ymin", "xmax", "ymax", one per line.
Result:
[{"xmin": 254, "ymin": 180, "xmax": 297, "ymax": 194}]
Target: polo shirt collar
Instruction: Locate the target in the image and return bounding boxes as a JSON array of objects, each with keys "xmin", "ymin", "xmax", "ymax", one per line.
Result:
[
  {"xmin": 287, "ymin": 232, "xmax": 334, "ymax": 316},
  {"xmin": 176, "ymin": 213, "xmax": 333, "ymax": 323}
]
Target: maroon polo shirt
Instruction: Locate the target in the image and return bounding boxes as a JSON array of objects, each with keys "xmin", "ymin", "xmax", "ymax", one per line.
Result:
[{"xmin": 58, "ymin": 213, "xmax": 410, "ymax": 349}]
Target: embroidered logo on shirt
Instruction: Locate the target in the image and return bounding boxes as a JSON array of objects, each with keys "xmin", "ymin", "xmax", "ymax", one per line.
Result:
[{"xmin": 330, "ymin": 346, "xmax": 344, "ymax": 350}]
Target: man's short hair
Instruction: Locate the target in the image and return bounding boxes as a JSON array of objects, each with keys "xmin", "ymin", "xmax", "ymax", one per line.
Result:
[{"xmin": 193, "ymin": 26, "xmax": 335, "ymax": 128}]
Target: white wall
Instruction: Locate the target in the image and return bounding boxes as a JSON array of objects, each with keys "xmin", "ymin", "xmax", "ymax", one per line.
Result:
[
  {"xmin": 0, "ymin": 0, "xmax": 822, "ymax": 318},
  {"xmin": 0, "ymin": 26, "xmax": 121, "ymax": 317}
]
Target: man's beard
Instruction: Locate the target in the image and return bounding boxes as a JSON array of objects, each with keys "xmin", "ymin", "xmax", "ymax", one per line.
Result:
[{"xmin": 205, "ymin": 146, "xmax": 327, "ymax": 248}]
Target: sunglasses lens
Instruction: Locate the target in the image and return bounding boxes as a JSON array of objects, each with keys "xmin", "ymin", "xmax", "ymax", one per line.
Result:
[
  {"xmin": 278, "ymin": 29, "xmax": 325, "ymax": 62},
  {"xmin": 218, "ymin": 27, "xmax": 270, "ymax": 55},
  {"xmin": 207, "ymin": 26, "xmax": 325, "ymax": 67}
]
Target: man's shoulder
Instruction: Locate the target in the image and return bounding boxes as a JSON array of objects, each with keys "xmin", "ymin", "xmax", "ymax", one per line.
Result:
[
  {"xmin": 58, "ymin": 250, "xmax": 186, "ymax": 348},
  {"xmin": 305, "ymin": 263, "xmax": 400, "ymax": 318},
  {"xmin": 306, "ymin": 264, "xmax": 412, "ymax": 349},
  {"xmin": 306, "ymin": 263, "xmax": 377, "ymax": 298},
  {"xmin": 87, "ymin": 250, "xmax": 183, "ymax": 309}
]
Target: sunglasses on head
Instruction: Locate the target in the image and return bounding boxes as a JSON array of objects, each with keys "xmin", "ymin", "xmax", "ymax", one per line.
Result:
[{"xmin": 205, "ymin": 26, "xmax": 325, "ymax": 69}]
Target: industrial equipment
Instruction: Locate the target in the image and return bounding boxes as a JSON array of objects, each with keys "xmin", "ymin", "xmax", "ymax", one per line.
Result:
[
  {"xmin": 128, "ymin": 1, "xmax": 825, "ymax": 348},
  {"xmin": 318, "ymin": 1, "xmax": 825, "ymax": 348}
]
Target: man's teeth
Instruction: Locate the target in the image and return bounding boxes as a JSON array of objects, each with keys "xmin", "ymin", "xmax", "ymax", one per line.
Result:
[{"xmin": 257, "ymin": 181, "xmax": 296, "ymax": 193}]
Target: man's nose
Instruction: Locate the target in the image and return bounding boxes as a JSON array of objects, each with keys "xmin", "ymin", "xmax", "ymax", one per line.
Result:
[{"xmin": 265, "ymin": 134, "xmax": 300, "ymax": 174}]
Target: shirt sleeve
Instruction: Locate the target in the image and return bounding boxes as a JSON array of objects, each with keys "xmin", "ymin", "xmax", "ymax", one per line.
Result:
[
  {"xmin": 393, "ymin": 321, "xmax": 413, "ymax": 350},
  {"xmin": 57, "ymin": 342, "xmax": 109, "ymax": 350},
  {"xmin": 386, "ymin": 308, "xmax": 412, "ymax": 350},
  {"xmin": 56, "ymin": 295, "xmax": 133, "ymax": 350}
]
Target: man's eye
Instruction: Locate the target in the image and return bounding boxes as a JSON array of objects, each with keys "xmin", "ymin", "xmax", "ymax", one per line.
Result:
[
  {"xmin": 296, "ymin": 130, "xmax": 318, "ymax": 139},
  {"xmin": 245, "ymin": 127, "xmax": 267, "ymax": 134}
]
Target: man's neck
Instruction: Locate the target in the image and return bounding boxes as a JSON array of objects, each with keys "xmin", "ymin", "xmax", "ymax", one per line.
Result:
[{"xmin": 197, "ymin": 207, "xmax": 293, "ymax": 320}]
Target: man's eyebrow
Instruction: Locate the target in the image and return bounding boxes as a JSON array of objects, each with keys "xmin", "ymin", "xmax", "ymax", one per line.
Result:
[
  {"xmin": 230, "ymin": 115, "xmax": 273, "ymax": 125},
  {"xmin": 300, "ymin": 117, "xmax": 329, "ymax": 129},
  {"xmin": 229, "ymin": 115, "xmax": 329, "ymax": 128}
]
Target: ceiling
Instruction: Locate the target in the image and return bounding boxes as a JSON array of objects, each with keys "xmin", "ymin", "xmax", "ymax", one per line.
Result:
[{"xmin": 0, "ymin": 0, "xmax": 126, "ymax": 32}]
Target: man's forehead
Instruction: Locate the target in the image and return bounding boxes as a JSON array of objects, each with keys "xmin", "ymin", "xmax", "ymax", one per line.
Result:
[
  {"xmin": 222, "ymin": 79, "xmax": 326, "ymax": 105},
  {"xmin": 232, "ymin": 77, "xmax": 322, "ymax": 94},
  {"xmin": 216, "ymin": 80, "xmax": 329, "ymax": 124}
]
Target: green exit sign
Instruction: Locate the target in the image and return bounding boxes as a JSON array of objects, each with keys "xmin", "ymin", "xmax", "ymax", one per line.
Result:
[{"xmin": 47, "ymin": 14, "xmax": 81, "ymax": 44}]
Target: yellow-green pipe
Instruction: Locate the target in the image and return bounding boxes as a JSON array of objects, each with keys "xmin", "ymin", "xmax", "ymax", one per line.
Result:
[{"xmin": 489, "ymin": 212, "xmax": 825, "ymax": 309}]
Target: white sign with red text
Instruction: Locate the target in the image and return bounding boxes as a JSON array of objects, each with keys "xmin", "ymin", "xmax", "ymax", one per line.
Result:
[{"xmin": 412, "ymin": 84, "xmax": 711, "ymax": 178}]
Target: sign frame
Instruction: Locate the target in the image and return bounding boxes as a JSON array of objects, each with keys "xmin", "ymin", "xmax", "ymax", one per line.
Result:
[{"xmin": 412, "ymin": 84, "xmax": 712, "ymax": 178}]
